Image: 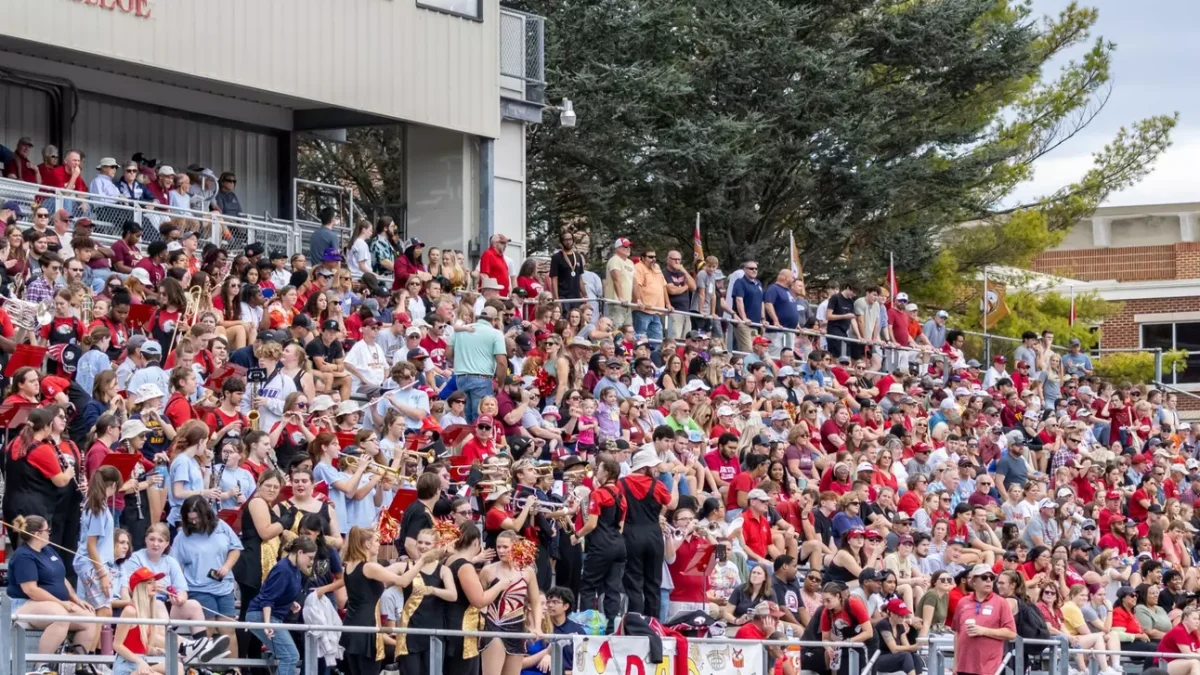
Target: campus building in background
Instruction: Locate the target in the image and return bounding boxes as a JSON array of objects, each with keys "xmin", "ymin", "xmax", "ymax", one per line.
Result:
[
  {"xmin": 1031, "ymin": 202, "xmax": 1200, "ymax": 398},
  {"xmin": 0, "ymin": 0, "xmax": 545, "ymax": 260}
]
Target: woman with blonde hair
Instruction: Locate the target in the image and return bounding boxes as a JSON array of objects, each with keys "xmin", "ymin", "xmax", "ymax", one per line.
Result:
[
  {"xmin": 112, "ymin": 565, "xmax": 224, "ymax": 675},
  {"xmin": 481, "ymin": 530, "xmax": 542, "ymax": 675}
]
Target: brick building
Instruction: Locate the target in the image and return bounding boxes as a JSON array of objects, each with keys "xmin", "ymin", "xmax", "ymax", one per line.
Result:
[{"xmin": 1030, "ymin": 203, "xmax": 1200, "ymax": 396}]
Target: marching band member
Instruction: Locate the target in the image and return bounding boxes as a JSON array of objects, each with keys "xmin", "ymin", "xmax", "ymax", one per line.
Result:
[
  {"xmin": 280, "ymin": 466, "xmax": 343, "ymax": 549},
  {"xmin": 577, "ymin": 457, "xmax": 625, "ymax": 626}
]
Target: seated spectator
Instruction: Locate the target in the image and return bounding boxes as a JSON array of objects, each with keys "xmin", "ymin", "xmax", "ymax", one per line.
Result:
[
  {"xmin": 4, "ymin": 137, "xmax": 39, "ymax": 183},
  {"xmin": 213, "ymin": 172, "xmax": 243, "ymax": 217},
  {"xmin": 89, "ymin": 157, "xmax": 122, "ymax": 203}
]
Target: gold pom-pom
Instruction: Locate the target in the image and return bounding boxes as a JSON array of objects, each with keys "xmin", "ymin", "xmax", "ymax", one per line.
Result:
[
  {"xmin": 510, "ymin": 537, "xmax": 538, "ymax": 569},
  {"xmin": 434, "ymin": 519, "xmax": 461, "ymax": 547}
]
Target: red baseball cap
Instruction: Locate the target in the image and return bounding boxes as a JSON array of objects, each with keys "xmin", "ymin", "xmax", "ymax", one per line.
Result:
[
  {"xmin": 752, "ymin": 336, "xmax": 771, "ymax": 347},
  {"xmin": 886, "ymin": 598, "xmax": 911, "ymax": 616},
  {"xmin": 128, "ymin": 566, "xmax": 166, "ymax": 591},
  {"xmin": 848, "ymin": 528, "xmax": 867, "ymax": 539},
  {"xmin": 912, "ymin": 442, "xmax": 931, "ymax": 454},
  {"xmin": 476, "ymin": 415, "xmax": 495, "ymax": 428},
  {"xmin": 41, "ymin": 376, "xmax": 71, "ymax": 402},
  {"xmin": 994, "ymin": 354, "xmax": 1006, "ymax": 363}
]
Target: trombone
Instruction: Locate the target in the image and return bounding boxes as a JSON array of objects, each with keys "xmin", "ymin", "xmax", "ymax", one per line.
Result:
[{"xmin": 166, "ymin": 285, "xmax": 205, "ymax": 357}]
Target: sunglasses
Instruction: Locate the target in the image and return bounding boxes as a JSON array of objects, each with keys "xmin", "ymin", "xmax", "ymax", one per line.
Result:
[
  {"xmin": 477, "ymin": 425, "xmax": 492, "ymax": 431},
  {"xmin": 976, "ymin": 574, "xmax": 996, "ymax": 582}
]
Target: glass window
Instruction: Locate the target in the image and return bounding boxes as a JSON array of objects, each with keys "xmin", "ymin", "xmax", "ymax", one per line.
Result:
[
  {"xmin": 1140, "ymin": 322, "xmax": 1200, "ymax": 384},
  {"xmin": 417, "ymin": 0, "xmax": 482, "ymax": 20}
]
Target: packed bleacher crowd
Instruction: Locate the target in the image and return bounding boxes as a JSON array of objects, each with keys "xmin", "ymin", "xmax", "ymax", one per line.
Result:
[{"xmin": 4, "ymin": 144, "xmax": 1200, "ymax": 675}]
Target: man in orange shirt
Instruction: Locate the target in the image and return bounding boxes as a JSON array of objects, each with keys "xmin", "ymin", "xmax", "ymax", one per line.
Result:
[{"xmin": 631, "ymin": 248, "xmax": 669, "ymax": 344}]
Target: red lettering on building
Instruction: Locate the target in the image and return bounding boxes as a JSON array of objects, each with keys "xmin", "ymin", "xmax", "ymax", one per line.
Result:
[{"xmin": 73, "ymin": 0, "xmax": 150, "ymax": 18}]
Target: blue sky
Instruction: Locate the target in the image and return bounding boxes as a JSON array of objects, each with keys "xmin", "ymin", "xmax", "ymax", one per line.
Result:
[{"xmin": 1008, "ymin": 0, "xmax": 1197, "ymax": 207}]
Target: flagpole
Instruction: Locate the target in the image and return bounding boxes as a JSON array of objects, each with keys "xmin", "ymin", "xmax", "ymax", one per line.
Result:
[{"xmin": 983, "ymin": 265, "xmax": 990, "ymax": 363}]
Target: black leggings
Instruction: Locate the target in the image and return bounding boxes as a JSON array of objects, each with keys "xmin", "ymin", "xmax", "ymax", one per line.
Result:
[
  {"xmin": 623, "ymin": 528, "xmax": 663, "ymax": 618},
  {"xmin": 877, "ymin": 651, "xmax": 923, "ymax": 675},
  {"xmin": 579, "ymin": 549, "xmax": 626, "ymax": 624},
  {"xmin": 397, "ymin": 650, "xmax": 428, "ymax": 675},
  {"xmin": 348, "ymin": 653, "xmax": 384, "ymax": 675}
]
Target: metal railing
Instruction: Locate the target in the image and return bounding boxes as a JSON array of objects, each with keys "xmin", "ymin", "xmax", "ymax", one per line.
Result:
[
  {"xmin": 0, "ymin": 176, "xmax": 293, "ymax": 257},
  {"xmin": 293, "ymin": 177, "xmax": 355, "ymax": 258},
  {"xmin": 7, "ymin": 612, "xmax": 868, "ymax": 675},
  {"xmin": 499, "ymin": 7, "xmax": 546, "ymax": 103}
]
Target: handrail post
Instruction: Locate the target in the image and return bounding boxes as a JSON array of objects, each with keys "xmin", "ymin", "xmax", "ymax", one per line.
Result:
[
  {"xmin": 1155, "ymin": 348, "xmax": 1164, "ymax": 384},
  {"xmin": 550, "ymin": 636, "xmax": 565, "ymax": 675},
  {"xmin": 928, "ymin": 639, "xmax": 942, "ymax": 675},
  {"xmin": 165, "ymin": 627, "xmax": 179, "ymax": 675},
  {"xmin": 12, "ymin": 622, "xmax": 26, "ymax": 675},
  {"xmin": 848, "ymin": 645, "xmax": 860, "ymax": 675},
  {"xmin": 305, "ymin": 631, "xmax": 319, "ymax": 675},
  {"xmin": 1015, "ymin": 636, "xmax": 1024, "ymax": 675},
  {"xmin": 429, "ymin": 635, "xmax": 444, "ymax": 675}
]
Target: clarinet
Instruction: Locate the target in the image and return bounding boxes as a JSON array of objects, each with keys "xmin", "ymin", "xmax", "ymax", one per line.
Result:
[{"xmin": 55, "ymin": 442, "xmax": 85, "ymax": 497}]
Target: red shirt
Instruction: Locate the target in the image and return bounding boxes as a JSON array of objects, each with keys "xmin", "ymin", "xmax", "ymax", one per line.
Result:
[
  {"xmin": 419, "ymin": 335, "xmax": 447, "ymax": 368},
  {"xmin": 897, "ymin": 490, "xmax": 923, "ymax": 516},
  {"xmin": 1099, "ymin": 533, "xmax": 1129, "ymax": 555},
  {"xmin": 734, "ymin": 622, "xmax": 768, "ymax": 640},
  {"xmin": 48, "ymin": 165, "xmax": 87, "ymax": 192},
  {"xmin": 1112, "ymin": 607, "xmax": 1142, "ymax": 636},
  {"xmin": 587, "ymin": 482, "xmax": 627, "ymax": 520},
  {"xmin": 708, "ymin": 423, "xmax": 738, "ymax": 440},
  {"xmin": 1129, "ymin": 488, "xmax": 1152, "ymax": 521},
  {"xmin": 621, "ymin": 473, "xmax": 671, "ymax": 504},
  {"xmin": 668, "ymin": 536, "xmax": 713, "ymax": 603},
  {"xmin": 821, "ymin": 596, "xmax": 870, "ymax": 634},
  {"xmin": 819, "ymin": 419, "xmax": 844, "ymax": 453},
  {"xmin": 1158, "ymin": 624, "xmax": 1200, "ymax": 661},
  {"xmin": 461, "ymin": 438, "xmax": 497, "ymax": 464},
  {"xmin": 135, "ymin": 257, "xmax": 165, "ymax": 286},
  {"xmin": 725, "ymin": 470, "xmax": 757, "ymax": 510},
  {"xmin": 4, "ymin": 155, "xmax": 38, "ymax": 183},
  {"xmin": 741, "ymin": 509, "xmax": 772, "ymax": 559},
  {"xmin": 479, "ymin": 247, "xmax": 511, "ymax": 297},
  {"xmin": 704, "ymin": 450, "xmax": 740, "ymax": 482},
  {"xmin": 484, "ymin": 506, "xmax": 510, "ymax": 533},
  {"xmin": 164, "ymin": 392, "xmax": 199, "ymax": 429},
  {"xmin": 203, "ymin": 407, "xmax": 248, "ymax": 436}
]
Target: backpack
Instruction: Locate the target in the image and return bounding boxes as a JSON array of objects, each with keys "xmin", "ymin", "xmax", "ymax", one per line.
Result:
[{"xmin": 1014, "ymin": 599, "xmax": 1051, "ymax": 656}]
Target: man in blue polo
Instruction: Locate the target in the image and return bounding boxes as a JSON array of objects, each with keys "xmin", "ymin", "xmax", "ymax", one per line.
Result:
[
  {"xmin": 731, "ymin": 260, "xmax": 764, "ymax": 352},
  {"xmin": 446, "ymin": 305, "xmax": 508, "ymax": 423}
]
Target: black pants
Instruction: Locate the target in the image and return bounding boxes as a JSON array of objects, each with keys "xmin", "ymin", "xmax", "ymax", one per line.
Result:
[
  {"xmin": 556, "ymin": 540, "xmax": 583, "ymax": 599},
  {"xmin": 536, "ymin": 546, "xmax": 552, "ymax": 592},
  {"xmin": 623, "ymin": 527, "xmax": 664, "ymax": 619},
  {"xmin": 877, "ymin": 651, "xmax": 922, "ymax": 675},
  {"xmin": 443, "ymin": 653, "xmax": 480, "ymax": 675},
  {"xmin": 346, "ymin": 653, "xmax": 383, "ymax": 675},
  {"xmin": 121, "ymin": 498, "xmax": 150, "ymax": 552},
  {"xmin": 579, "ymin": 546, "xmax": 626, "ymax": 625},
  {"xmin": 398, "ymin": 650, "xmax": 428, "ymax": 675},
  {"xmin": 237, "ymin": 582, "xmax": 267, "ymax": 675}
]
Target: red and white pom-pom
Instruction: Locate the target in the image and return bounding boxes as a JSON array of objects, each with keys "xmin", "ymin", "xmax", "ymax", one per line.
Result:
[
  {"xmin": 434, "ymin": 519, "xmax": 461, "ymax": 547},
  {"xmin": 510, "ymin": 537, "xmax": 538, "ymax": 570}
]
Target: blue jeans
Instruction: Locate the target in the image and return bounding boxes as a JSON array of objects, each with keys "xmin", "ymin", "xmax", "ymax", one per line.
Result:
[
  {"xmin": 657, "ymin": 471, "xmax": 690, "ymax": 497},
  {"xmin": 632, "ymin": 311, "xmax": 664, "ymax": 344},
  {"xmin": 458, "ymin": 375, "xmax": 495, "ymax": 424},
  {"xmin": 245, "ymin": 610, "xmax": 299, "ymax": 675}
]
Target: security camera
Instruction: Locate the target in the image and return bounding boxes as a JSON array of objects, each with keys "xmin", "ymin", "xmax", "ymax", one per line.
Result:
[{"xmin": 559, "ymin": 98, "xmax": 577, "ymax": 128}]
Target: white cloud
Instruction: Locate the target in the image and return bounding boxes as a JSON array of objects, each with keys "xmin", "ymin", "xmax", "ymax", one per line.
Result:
[{"xmin": 1008, "ymin": 128, "xmax": 1200, "ymax": 208}]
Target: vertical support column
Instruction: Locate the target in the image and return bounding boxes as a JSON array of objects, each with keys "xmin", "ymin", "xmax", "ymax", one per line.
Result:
[
  {"xmin": 1091, "ymin": 216, "xmax": 1112, "ymax": 248},
  {"xmin": 478, "ymin": 136, "xmax": 495, "ymax": 266},
  {"xmin": 12, "ymin": 623, "xmax": 26, "ymax": 675},
  {"xmin": 551, "ymin": 637, "xmax": 565, "ymax": 675},
  {"xmin": 1156, "ymin": 348, "xmax": 1165, "ymax": 384},
  {"xmin": 848, "ymin": 646, "xmax": 860, "ymax": 675},
  {"xmin": 1181, "ymin": 212, "xmax": 1198, "ymax": 242}
]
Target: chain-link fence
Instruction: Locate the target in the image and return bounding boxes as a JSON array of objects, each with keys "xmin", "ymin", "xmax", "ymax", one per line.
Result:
[
  {"xmin": 500, "ymin": 7, "xmax": 546, "ymax": 103},
  {"xmin": 0, "ymin": 177, "xmax": 293, "ymax": 256}
]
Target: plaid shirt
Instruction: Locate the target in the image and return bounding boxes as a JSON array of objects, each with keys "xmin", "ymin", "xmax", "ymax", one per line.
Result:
[
  {"xmin": 23, "ymin": 276, "xmax": 54, "ymax": 304},
  {"xmin": 369, "ymin": 235, "xmax": 395, "ymax": 275}
]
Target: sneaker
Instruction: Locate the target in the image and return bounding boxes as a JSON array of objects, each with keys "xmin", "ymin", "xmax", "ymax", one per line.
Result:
[{"xmin": 180, "ymin": 635, "xmax": 231, "ymax": 665}]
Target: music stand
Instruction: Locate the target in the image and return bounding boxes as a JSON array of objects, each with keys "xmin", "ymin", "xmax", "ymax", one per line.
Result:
[
  {"xmin": 125, "ymin": 304, "xmax": 155, "ymax": 332},
  {"xmin": 217, "ymin": 507, "xmax": 245, "ymax": 535},
  {"xmin": 4, "ymin": 345, "xmax": 48, "ymax": 377},
  {"xmin": 204, "ymin": 363, "xmax": 248, "ymax": 392}
]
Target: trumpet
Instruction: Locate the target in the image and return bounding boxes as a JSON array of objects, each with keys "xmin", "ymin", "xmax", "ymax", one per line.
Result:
[
  {"xmin": 339, "ymin": 453, "xmax": 404, "ymax": 479},
  {"xmin": 514, "ymin": 496, "xmax": 568, "ymax": 514},
  {"xmin": 397, "ymin": 448, "xmax": 436, "ymax": 463}
]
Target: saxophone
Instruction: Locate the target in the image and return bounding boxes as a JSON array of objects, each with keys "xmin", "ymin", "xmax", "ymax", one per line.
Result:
[
  {"xmin": 247, "ymin": 377, "xmax": 260, "ymax": 431},
  {"xmin": 81, "ymin": 291, "xmax": 93, "ymax": 325}
]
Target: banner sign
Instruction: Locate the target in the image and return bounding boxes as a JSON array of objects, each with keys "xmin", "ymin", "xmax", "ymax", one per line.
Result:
[{"xmin": 574, "ymin": 636, "xmax": 765, "ymax": 675}]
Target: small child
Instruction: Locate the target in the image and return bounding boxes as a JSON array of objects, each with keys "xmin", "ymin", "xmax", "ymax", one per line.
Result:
[{"xmin": 576, "ymin": 398, "xmax": 599, "ymax": 455}]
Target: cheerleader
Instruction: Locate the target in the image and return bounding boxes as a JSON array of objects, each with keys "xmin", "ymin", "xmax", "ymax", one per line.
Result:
[
  {"xmin": 481, "ymin": 531, "xmax": 543, "ymax": 675},
  {"xmin": 444, "ymin": 523, "xmax": 505, "ymax": 675},
  {"xmin": 391, "ymin": 528, "xmax": 458, "ymax": 675},
  {"xmin": 341, "ymin": 526, "xmax": 451, "ymax": 675}
]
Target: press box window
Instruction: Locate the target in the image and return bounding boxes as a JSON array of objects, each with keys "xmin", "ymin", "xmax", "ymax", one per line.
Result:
[{"xmin": 417, "ymin": 0, "xmax": 482, "ymax": 20}]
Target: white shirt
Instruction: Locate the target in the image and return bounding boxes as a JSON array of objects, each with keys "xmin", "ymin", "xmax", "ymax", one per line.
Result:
[
  {"xmin": 346, "ymin": 340, "xmax": 389, "ymax": 390},
  {"xmin": 271, "ymin": 267, "xmax": 293, "ymax": 289},
  {"xmin": 349, "ymin": 238, "xmax": 371, "ymax": 280},
  {"xmin": 240, "ymin": 302, "xmax": 263, "ymax": 326},
  {"xmin": 56, "ymin": 231, "xmax": 74, "ymax": 261}
]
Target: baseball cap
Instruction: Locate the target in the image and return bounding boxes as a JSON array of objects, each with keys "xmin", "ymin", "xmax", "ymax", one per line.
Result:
[
  {"xmin": 885, "ymin": 598, "xmax": 911, "ymax": 616},
  {"xmin": 245, "ymin": 242, "xmax": 265, "ymax": 257},
  {"xmin": 936, "ymin": 310, "xmax": 949, "ymax": 319},
  {"xmin": 717, "ymin": 406, "xmax": 735, "ymax": 417},
  {"xmin": 752, "ymin": 336, "xmax": 771, "ymax": 347},
  {"xmin": 321, "ymin": 319, "xmax": 340, "ymax": 332},
  {"xmin": 859, "ymin": 568, "xmax": 879, "ymax": 583},
  {"xmin": 895, "ymin": 292, "xmax": 909, "ymax": 303},
  {"xmin": 321, "ymin": 247, "xmax": 342, "ymax": 262},
  {"xmin": 897, "ymin": 535, "xmax": 914, "ymax": 545},
  {"xmin": 905, "ymin": 303, "xmax": 919, "ymax": 312},
  {"xmin": 747, "ymin": 489, "xmax": 770, "ymax": 502},
  {"xmin": 1069, "ymin": 338, "xmax": 1082, "ymax": 346},
  {"xmin": 156, "ymin": 165, "xmax": 176, "ymax": 177},
  {"xmin": 687, "ymin": 429, "xmax": 705, "ymax": 443},
  {"xmin": 614, "ymin": 237, "xmax": 632, "ymax": 250},
  {"xmin": 970, "ymin": 564, "xmax": 995, "ymax": 578},
  {"xmin": 475, "ymin": 415, "xmax": 495, "ymax": 428},
  {"xmin": 2, "ymin": 200, "xmax": 23, "ymax": 217},
  {"xmin": 750, "ymin": 601, "xmax": 784, "ymax": 618},
  {"xmin": 1070, "ymin": 539, "xmax": 1093, "ymax": 551},
  {"xmin": 128, "ymin": 567, "xmax": 166, "ymax": 591},
  {"xmin": 856, "ymin": 462, "xmax": 875, "ymax": 473},
  {"xmin": 751, "ymin": 434, "xmax": 770, "ymax": 446},
  {"xmin": 141, "ymin": 340, "xmax": 163, "ymax": 356},
  {"xmin": 291, "ymin": 314, "xmax": 312, "ymax": 330},
  {"xmin": 1037, "ymin": 498, "xmax": 1056, "ymax": 510}
]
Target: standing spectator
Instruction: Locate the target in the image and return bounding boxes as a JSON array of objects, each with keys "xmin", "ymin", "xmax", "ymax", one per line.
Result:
[
  {"xmin": 343, "ymin": 317, "xmax": 389, "ymax": 396},
  {"xmin": 825, "ymin": 282, "xmax": 858, "ymax": 359},
  {"xmin": 88, "ymin": 158, "xmax": 122, "ymax": 203},
  {"xmin": 1014, "ymin": 331, "xmax": 1041, "ymax": 378},
  {"xmin": 632, "ymin": 248, "xmax": 669, "ymax": 344},
  {"xmin": 923, "ymin": 310, "xmax": 949, "ymax": 349},
  {"xmin": 952, "ymin": 565, "xmax": 1016, "ymax": 675},
  {"xmin": 36, "ymin": 144, "xmax": 59, "ymax": 187},
  {"xmin": 446, "ymin": 306, "xmax": 508, "ymax": 423},
  {"xmin": 663, "ymin": 250, "xmax": 695, "ymax": 339},
  {"xmin": 48, "ymin": 150, "xmax": 89, "ymax": 215},
  {"xmin": 1062, "ymin": 338, "xmax": 1094, "ymax": 378},
  {"xmin": 764, "ymin": 269, "xmax": 799, "ymax": 357},
  {"xmin": 346, "ymin": 220, "xmax": 373, "ymax": 281},
  {"xmin": 694, "ymin": 256, "xmax": 722, "ymax": 337},
  {"xmin": 479, "ymin": 233, "xmax": 512, "ymax": 297},
  {"xmin": 308, "ymin": 207, "xmax": 341, "ymax": 265},
  {"xmin": 604, "ymin": 237, "xmax": 635, "ymax": 327},
  {"xmin": 213, "ymin": 172, "xmax": 243, "ymax": 217},
  {"xmin": 369, "ymin": 217, "xmax": 397, "ymax": 276},
  {"xmin": 731, "ymin": 261, "xmax": 764, "ymax": 353},
  {"xmin": 548, "ymin": 230, "xmax": 585, "ymax": 301},
  {"xmin": 888, "ymin": 292, "xmax": 914, "ymax": 370},
  {"xmin": 853, "ymin": 286, "xmax": 884, "ymax": 362},
  {"xmin": 4, "ymin": 137, "xmax": 38, "ymax": 183}
]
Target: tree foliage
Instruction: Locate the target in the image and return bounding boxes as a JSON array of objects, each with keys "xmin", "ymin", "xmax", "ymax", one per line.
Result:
[
  {"xmin": 509, "ymin": 0, "xmax": 1175, "ymax": 293},
  {"xmin": 1092, "ymin": 350, "xmax": 1188, "ymax": 385},
  {"xmin": 950, "ymin": 286, "xmax": 1114, "ymax": 362}
]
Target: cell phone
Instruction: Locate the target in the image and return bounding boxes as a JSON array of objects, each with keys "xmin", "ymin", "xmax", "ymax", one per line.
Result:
[{"xmin": 207, "ymin": 569, "xmax": 223, "ymax": 581}]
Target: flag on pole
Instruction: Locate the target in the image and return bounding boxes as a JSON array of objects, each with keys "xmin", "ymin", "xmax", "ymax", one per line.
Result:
[
  {"xmin": 1069, "ymin": 286, "xmax": 1077, "ymax": 327},
  {"xmin": 887, "ymin": 252, "xmax": 898, "ymax": 307},
  {"xmin": 789, "ymin": 230, "xmax": 803, "ymax": 281},
  {"xmin": 692, "ymin": 213, "xmax": 704, "ymax": 269}
]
